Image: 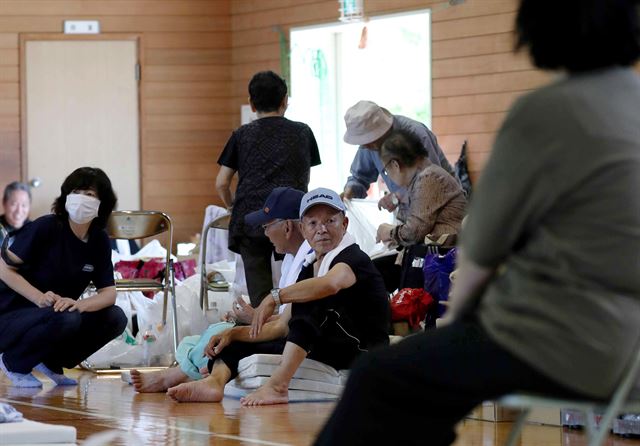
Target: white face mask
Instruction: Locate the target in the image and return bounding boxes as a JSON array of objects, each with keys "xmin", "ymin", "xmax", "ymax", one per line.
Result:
[{"xmin": 65, "ymin": 193, "xmax": 101, "ymax": 224}]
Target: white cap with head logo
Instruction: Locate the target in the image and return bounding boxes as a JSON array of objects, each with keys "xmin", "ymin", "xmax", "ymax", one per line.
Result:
[{"xmin": 299, "ymin": 187, "xmax": 346, "ymax": 218}]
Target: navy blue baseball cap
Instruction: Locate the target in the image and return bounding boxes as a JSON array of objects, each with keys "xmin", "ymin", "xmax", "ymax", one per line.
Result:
[{"xmin": 245, "ymin": 187, "xmax": 305, "ymax": 227}]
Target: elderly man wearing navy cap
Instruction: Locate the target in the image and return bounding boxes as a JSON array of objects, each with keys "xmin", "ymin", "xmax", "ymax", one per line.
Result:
[
  {"xmin": 131, "ymin": 187, "xmax": 310, "ymax": 394},
  {"xmin": 166, "ymin": 187, "xmax": 390, "ymax": 405},
  {"xmin": 342, "ymin": 100, "xmax": 454, "ymax": 216}
]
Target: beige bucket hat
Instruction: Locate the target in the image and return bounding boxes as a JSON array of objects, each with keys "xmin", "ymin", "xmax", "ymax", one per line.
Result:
[{"xmin": 343, "ymin": 100, "xmax": 393, "ymax": 145}]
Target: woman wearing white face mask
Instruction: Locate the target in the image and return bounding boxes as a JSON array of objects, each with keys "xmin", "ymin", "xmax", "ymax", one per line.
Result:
[{"xmin": 0, "ymin": 167, "xmax": 126, "ymax": 388}]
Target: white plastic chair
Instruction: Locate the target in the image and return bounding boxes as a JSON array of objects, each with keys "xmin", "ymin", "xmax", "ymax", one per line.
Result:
[{"xmin": 497, "ymin": 341, "xmax": 640, "ymax": 446}]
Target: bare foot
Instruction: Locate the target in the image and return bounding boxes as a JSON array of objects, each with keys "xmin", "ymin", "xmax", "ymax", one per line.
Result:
[
  {"xmin": 130, "ymin": 367, "xmax": 188, "ymax": 393},
  {"xmin": 240, "ymin": 383, "xmax": 289, "ymax": 406},
  {"xmin": 166, "ymin": 379, "xmax": 223, "ymax": 403}
]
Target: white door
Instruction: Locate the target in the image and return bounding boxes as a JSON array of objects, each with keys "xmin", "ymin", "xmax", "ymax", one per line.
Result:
[{"xmin": 24, "ymin": 40, "xmax": 140, "ymax": 218}]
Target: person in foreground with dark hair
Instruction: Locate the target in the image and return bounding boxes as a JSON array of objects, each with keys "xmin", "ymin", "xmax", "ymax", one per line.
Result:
[
  {"xmin": 215, "ymin": 70, "xmax": 321, "ymax": 308},
  {"xmin": 0, "ymin": 167, "xmax": 127, "ymax": 388},
  {"xmin": 315, "ymin": 0, "xmax": 640, "ymax": 444},
  {"xmin": 0, "ymin": 181, "xmax": 31, "ymax": 247}
]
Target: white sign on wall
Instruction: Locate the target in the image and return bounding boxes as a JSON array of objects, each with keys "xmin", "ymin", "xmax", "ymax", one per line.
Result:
[{"xmin": 64, "ymin": 20, "xmax": 100, "ymax": 34}]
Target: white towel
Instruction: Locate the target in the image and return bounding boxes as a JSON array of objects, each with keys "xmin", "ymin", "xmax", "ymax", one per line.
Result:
[
  {"xmin": 279, "ymin": 240, "xmax": 312, "ymax": 288},
  {"xmin": 200, "ymin": 205, "xmax": 235, "ymax": 264},
  {"xmin": 303, "ymin": 233, "xmax": 356, "ymax": 277},
  {"xmin": 278, "ymin": 240, "xmax": 313, "ymax": 314}
]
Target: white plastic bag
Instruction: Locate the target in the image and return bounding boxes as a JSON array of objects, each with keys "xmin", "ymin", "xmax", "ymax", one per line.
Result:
[
  {"xmin": 344, "ymin": 198, "xmax": 394, "ymax": 257},
  {"xmin": 86, "ymin": 283, "xmax": 206, "ymax": 368},
  {"xmin": 173, "ymin": 274, "xmax": 210, "ymax": 336},
  {"xmin": 84, "ymin": 293, "xmax": 174, "ymax": 368}
]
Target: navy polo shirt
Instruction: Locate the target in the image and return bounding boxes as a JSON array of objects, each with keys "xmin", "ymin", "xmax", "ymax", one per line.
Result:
[{"xmin": 0, "ymin": 215, "xmax": 114, "ymax": 313}]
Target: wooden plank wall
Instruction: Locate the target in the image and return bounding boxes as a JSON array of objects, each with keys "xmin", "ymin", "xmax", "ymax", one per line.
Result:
[
  {"xmin": 1, "ymin": 0, "xmax": 578, "ymax": 243},
  {"xmin": 0, "ymin": 0, "xmax": 232, "ymax": 244},
  {"xmin": 230, "ymin": 0, "xmax": 551, "ymax": 181}
]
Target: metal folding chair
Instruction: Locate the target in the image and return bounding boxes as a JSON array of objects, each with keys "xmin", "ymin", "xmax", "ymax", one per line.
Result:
[
  {"xmin": 497, "ymin": 340, "xmax": 640, "ymax": 446},
  {"xmin": 199, "ymin": 213, "xmax": 231, "ymax": 313},
  {"xmin": 82, "ymin": 210, "xmax": 179, "ymax": 373}
]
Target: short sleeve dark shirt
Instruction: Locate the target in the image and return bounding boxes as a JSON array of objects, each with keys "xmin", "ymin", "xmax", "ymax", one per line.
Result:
[
  {"xmin": 0, "ymin": 215, "xmax": 114, "ymax": 313},
  {"xmin": 217, "ymin": 116, "xmax": 321, "ymax": 251},
  {"xmin": 297, "ymin": 244, "xmax": 390, "ymax": 349},
  {"xmin": 462, "ymin": 67, "xmax": 640, "ymax": 398}
]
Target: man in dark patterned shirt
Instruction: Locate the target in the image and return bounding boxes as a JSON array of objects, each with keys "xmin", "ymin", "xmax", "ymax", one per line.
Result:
[{"xmin": 216, "ymin": 71, "xmax": 321, "ymax": 307}]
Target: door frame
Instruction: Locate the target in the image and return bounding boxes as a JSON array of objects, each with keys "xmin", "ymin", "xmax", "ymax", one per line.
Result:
[{"xmin": 19, "ymin": 33, "xmax": 143, "ymax": 204}]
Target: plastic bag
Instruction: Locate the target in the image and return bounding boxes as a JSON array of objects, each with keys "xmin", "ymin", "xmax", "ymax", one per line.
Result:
[
  {"xmin": 173, "ymin": 258, "xmax": 196, "ymax": 280},
  {"xmin": 344, "ymin": 198, "xmax": 393, "ymax": 257},
  {"xmin": 85, "ymin": 278, "xmax": 209, "ymax": 368},
  {"xmin": 390, "ymin": 288, "xmax": 434, "ymax": 328},
  {"xmin": 84, "ymin": 290, "xmax": 174, "ymax": 368},
  {"xmin": 423, "ymin": 248, "xmax": 457, "ymax": 316},
  {"xmin": 174, "ymin": 274, "xmax": 210, "ymax": 335},
  {"xmin": 111, "ymin": 238, "xmax": 175, "ymax": 263}
]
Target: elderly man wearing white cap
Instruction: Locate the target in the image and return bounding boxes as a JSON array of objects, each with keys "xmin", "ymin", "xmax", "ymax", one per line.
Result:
[
  {"xmin": 164, "ymin": 187, "xmax": 390, "ymax": 405},
  {"xmin": 342, "ymin": 100, "xmax": 454, "ymax": 215}
]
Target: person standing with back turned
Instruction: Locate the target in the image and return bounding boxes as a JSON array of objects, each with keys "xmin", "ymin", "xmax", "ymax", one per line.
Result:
[{"xmin": 216, "ymin": 71, "xmax": 321, "ymax": 307}]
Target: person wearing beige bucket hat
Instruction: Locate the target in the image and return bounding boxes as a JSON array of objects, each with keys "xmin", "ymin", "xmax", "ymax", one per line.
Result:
[{"xmin": 342, "ymin": 100, "xmax": 454, "ymax": 217}]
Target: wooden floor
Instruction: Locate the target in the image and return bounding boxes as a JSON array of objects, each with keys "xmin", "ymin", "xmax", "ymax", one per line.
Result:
[{"xmin": 1, "ymin": 370, "xmax": 639, "ymax": 445}]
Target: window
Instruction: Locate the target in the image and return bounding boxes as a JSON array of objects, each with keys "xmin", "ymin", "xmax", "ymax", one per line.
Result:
[{"xmin": 288, "ymin": 10, "xmax": 432, "ymax": 195}]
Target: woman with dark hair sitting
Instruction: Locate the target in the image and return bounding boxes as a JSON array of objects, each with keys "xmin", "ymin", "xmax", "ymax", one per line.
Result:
[
  {"xmin": 0, "ymin": 181, "xmax": 32, "ymax": 247},
  {"xmin": 315, "ymin": 0, "xmax": 640, "ymax": 445},
  {"xmin": 0, "ymin": 167, "xmax": 127, "ymax": 388}
]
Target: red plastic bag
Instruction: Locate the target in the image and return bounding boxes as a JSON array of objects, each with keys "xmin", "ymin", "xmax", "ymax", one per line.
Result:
[
  {"xmin": 114, "ymin": 259, "xmax": 198, "ymax": 282},
  {"xmin": 114, "ymin": 260, "xmax": 142, "ymax": 279},
  {"xmin": 138, "ymin": 259, "xmax": 166, "ymax": 281},
  {"xmin": 390, "ymin": 288, "xmax": 435, "ymax": 328},
  {"xmin": 173, "ymin": 259, "xmax": 196, "ymax": 281}
]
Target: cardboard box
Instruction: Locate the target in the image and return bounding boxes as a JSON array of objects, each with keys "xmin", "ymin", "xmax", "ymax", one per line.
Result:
[
  {"xmin": 528, "ymin": 407, "xmax": 561, "ymax": 426},
  {"xmin": 466, "ymin": 402, "xmax": 561, "ymax": 426},
  {"xmin": 467, "ymin": 401, "xmax": 520, "ymax": 422},
  {"xmin": 392, "ymin": 321, "xmax": 411, "ymax": 337}
]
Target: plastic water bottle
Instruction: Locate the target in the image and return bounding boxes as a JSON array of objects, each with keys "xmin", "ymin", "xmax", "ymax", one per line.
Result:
[{"xmin": 142, "ymin": 325, "xmax": 156, "ymax": 366}]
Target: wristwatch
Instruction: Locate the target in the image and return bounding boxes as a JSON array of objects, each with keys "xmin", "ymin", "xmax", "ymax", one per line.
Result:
[{"xmin": 270, "ymin": 288, "xmax": 281, "ymax": 306}]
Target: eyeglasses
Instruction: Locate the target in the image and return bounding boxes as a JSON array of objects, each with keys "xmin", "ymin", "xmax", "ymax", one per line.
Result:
[
  {"xmin": 301, "ymin": 214, "xmax": 343, "ymax": 232},
  {"xmin": 261, "ymin": 219, "xmax": 284, "ymax": 231},
  {"xmin": 382, "ymin": 159, "xmax": 398, "ymax": 176}
]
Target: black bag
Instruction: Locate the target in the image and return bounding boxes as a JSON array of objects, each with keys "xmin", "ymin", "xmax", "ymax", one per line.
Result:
[
  {"xmin": 454, "ymin": 140, "xmax": 472, "ymax": 199},
  {"xmin": 398, "ymin": 244, "xmax": 442, "ymax": 290}
]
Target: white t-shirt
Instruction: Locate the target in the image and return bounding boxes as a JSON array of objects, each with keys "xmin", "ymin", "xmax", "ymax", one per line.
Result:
[{"xmin": 277, "ymin": 240, "xmax": 312, "ymax": 315}]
